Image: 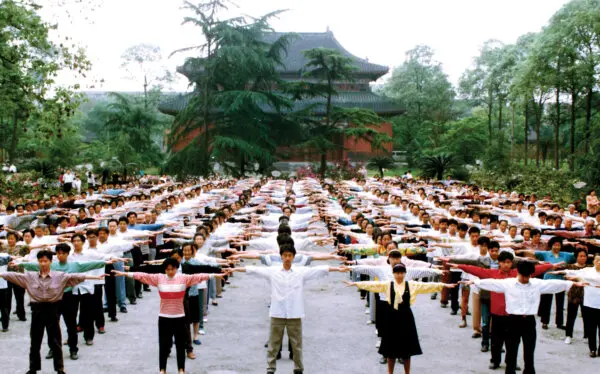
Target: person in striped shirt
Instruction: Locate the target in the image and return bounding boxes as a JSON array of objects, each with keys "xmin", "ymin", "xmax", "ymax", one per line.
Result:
[{"xmin": 112, "ymin": 257, "xmax": 227, "ymax": 374}]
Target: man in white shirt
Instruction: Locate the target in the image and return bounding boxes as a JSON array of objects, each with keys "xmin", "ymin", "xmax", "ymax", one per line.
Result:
[
  {"xmin": 63, "ymin": 169, "xmax": 75, "ymax": 193},
  {"xmin": 472, "ymin": 261, "xmax": 584, "ymax": 374},
  {"xmin": 231, "ymin": 244, "xmax": 346, "ymax": 374}
]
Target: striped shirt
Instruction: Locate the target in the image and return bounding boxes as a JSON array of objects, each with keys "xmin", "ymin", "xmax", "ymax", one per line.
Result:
[{"xmin": 129, "ymin": 272, "xmax": 211, "ymax": 318}]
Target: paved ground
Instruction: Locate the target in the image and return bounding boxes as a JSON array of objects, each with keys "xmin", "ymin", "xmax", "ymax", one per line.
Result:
[{"xmin": 1, "ymin": 261, "xmax": 597, "ymax": 373}]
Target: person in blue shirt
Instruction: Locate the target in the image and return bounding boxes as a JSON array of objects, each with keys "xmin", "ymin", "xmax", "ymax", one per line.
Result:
[{"xmin": 533, "ymin": 237, "xmax": 575, "ymax": 330}]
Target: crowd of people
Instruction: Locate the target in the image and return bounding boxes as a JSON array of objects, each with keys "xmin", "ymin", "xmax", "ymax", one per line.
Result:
[{"xmin": 0, "ymin": 175, "xmax": 599, "ymax": 374}]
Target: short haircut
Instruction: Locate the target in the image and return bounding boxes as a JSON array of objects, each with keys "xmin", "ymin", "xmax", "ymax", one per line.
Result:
[
  {"xmin": 127, "ymin": 211, "xmax": 137, "ymax": 218},
  {"xmin": 572, "ymin": 247, "xmax": 588, "ymax": 259},
  {"xmin": 163, "ymin": 257, "xmax": 180, "ymax": 270},
  {"xmin": 55, "ymin": 243, "xmax": 71, "ymax": 254},
  {"xmin": 468, "ymin": 226, "xmax": 481, "ymax": 235},
  {"xmin": 277, "ymin": 224, "xmax": 292, "ymax": 236},
  {"xmin": 392, "ymin": 263, "xmax": 407, "ymax": 273},
  {"xmin": 118, "ymin": 217, "xmax": 128, "ymax": 224},
  {"xmin": 388, "ymin": 249, "xmax": 402, "ymax": 259},
  {"xmin": 71, "ymin": 233, "xmax": 86, "ymax": 243},
  {"xmin": 548, "ymin": 236, "xmax": 563, "ymax": 250},
  {"xmin": 458, "ymin": 223, "xmax": 469, "ymax": 231},
  {"xmin": 279, "ymin": 243, "xmax": 296, "ymax": 257},
  {"xmin": 97, "ymin": 227, "xmax": 109, "ymax": 235},
  {"xmin": 86, "ymin": 228, "xmax": 99, "ymax": 237},
  {"xmin": 489, "ymin": 241, "xmax": 500, "ymax": 250},
  {"xmin": 477, "ymin": 236, "xmax": 491, "ymax": 246},
  {"xmin": 276, "ymin": 234, "xmax": 294, "ymax": 247},
  {"xmin": 37, "ymin": 250, "xmax": 54, "ymax": 261},
  {"xmin": 497, "ymin": 251, "xmax": 514, "ymax": 262},
  {"xmin": 517, "ymin": 260, "xmax": 535, "ymax": 276}
]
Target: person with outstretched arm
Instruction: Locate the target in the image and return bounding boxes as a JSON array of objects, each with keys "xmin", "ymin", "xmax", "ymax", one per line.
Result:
[
  {"xmin": 465, "ymin": 261, "xmax": 588, "ymax": 374},
  {"xmin": 0, "ymin": 250, "xmax": 105, "ymax": 374},
  {"xmin": 228, "ymin": 243, "xmax": 348, "ymax": 374},
  {"xmin": 112, "ymin": 257, "xmax": 227, "ymax": 374}
]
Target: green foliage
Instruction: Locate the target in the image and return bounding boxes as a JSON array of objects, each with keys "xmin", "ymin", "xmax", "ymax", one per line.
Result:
[
  {"xmin": 441, "ymin": 116, "xmax": 488, "ymax": 165},
  {"xmin": 471, "ymin": 165, "xmax": 582, "ymax": 206},
  {"xmin": 367, "ymin": 156, "xmax": 396, "ymax": 178},
  {"xmin": 420, "ymin": 153, "xmax": 455, "ymax": 180}
]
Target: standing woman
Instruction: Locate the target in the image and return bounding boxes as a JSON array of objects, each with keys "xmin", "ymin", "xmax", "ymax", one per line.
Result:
[
  {"xmin": 113, "ymin": 258, "xmax": 226, "ymax": 374},
  {"xmin": 345, "ymin": 263, "xmax": 456, "ymax": 374},
  {"xmin": 561, "ymin": 247, "xmax": 591, "ymax": 344}
]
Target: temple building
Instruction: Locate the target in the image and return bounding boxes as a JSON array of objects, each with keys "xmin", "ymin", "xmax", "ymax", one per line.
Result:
[{"xmin": 158, "ymin": 30, "xmax": 402, "ymax": 162}]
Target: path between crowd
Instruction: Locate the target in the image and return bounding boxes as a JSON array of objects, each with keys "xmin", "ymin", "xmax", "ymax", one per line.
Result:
[{"xmin": 1, "ymin": 261, "xmax": 597, "ymax": 374}]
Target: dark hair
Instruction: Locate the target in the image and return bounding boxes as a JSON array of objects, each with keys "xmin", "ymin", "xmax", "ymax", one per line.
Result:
[
  {"xmin": 458, "ymin": 223, "xmax": 469, "ymax": 231},
  {"xmin": 468, "ymin": 226, "xmax": 480, "ymax": 235},
  {"xmin": 37, "ymin": 250, "xmax": 54, "ymax": 261},
  {"xmin": 388, "ymin": 250, "xmax": 402, "ymax": 259},
  {"xmin": 86, "ymin": 228, "xmax": 99, "ymax": 237},
  {"xmin": 277, "ymin": 224, "xmax": 292, "ymax": 236},
  {"xmin": 477, "ymin": 236, "xmax": 490, "ymax": 246},
  {"xmin": 489, "ymin": 241, "xmax": 500, "ymax": 250},
  {"xmin": 517, "ymin": 261, "xmax": 535, "ymax": 276},
  {"xmin": 118, "ymin": 217, "xmax": 128, "ymax": 224},
  {"xmin": 181, "ymin": 242, "xmax": 197, "ymax": 253},
  {"xmin": 497, "ymin": 251, "xmax": 514, "ymax": 262},
  {"xmin": 55, "ymin": 243, "xmax": 71, "ymax": 254},
  {"xmin": 6, "ymin": 232, "xmax": 18, "ymax": 241},
  {"xmin": 127, "ymin": 211, "xmax": 137, "ymax": 218},
  {"xmin": 171, "ymin": 248, "xmax": 183, "ymax": 258},
  {"xmin": 71, "ymin": 233, "xmax": 86, "ymax": 243},
  {"xmin": 163, "ymin": 257, "xmax": 180, "ymax": 270},
  {"xmin": 548, "ymin": 236, "xmax": 563, "ymax": 250},
  {"xmin": 98, "ymin": 227, "xmax": 109, "ymax": 235},
  {"xmin": 392, "ymin": 264, "xmax": 407, "ymax": 273},
  {"xmin": 276, "ymin": 234, "xmax": 294, "ymax": 247},
  {"xmin": 107, "ymin": 219, "xmax": 118, "ymax": 226},
  {"xmin": 279, "ymin": 243, "xmax": 296, "ymax": 257},
  {"xmin": 573, "ymin": 247, "xmax": 588, "ymax": 260}
]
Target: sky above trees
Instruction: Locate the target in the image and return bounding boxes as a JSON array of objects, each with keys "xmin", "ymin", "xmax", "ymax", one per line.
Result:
[{"xmin": 41, "ymin": 0, "xmax": 571, "ymax": 92}]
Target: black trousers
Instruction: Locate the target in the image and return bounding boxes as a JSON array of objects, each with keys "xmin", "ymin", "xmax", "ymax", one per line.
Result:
[
  {"xmin": 565, "ymin": 301, "xmax": 583, "ymax": 338},
  {"xmin": 104, "ymin": 264, "xmax": 117, "ymax": 318},
  {"xmin": 9, "ymin": 282, "xmax": 26, "ymax": 319},
  {"xmin": 92, "ymin": 285, "xmax": 105, "ymax": 328},
  {"xmin": 505, "ymin": 315, "xmax": 536, "ymax": 374},
  {"xmin": 582, "ymin": 306, "xmax": 600, "ymax": 353},
  {"xmin": 449, "ymin": 271, "xmax": 462, "ymax": 312},
  {"xmin": 0, "ymin": 288, "xmax": 10, "ymax": 329},
  {"xmin": 58, "ymin": 291, "xmax": 79, "ymax": 353},
  {"xmin": 158, "ymin": 316, "xmax": 187, "ymax": 371},
  {"xmin": 490, "ymin": 314, "xmax": 510, "ymax": 366},
  {"xmin": 538, "ymin": 291, "xmax": 565, "ymax": 326},
  {"xmin": 63, "ymin": 182, "xmax": 72, "ymax": 193},
  {"xmin": 75, "ymin": 293, "xmax": 95, "ymax": 342},
  {"xmin": 30, "ymin": 302, "xmax": 63, "ymax": 372}
]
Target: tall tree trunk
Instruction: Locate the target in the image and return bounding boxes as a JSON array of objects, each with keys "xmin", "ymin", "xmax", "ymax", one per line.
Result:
[
  {"xmin": 570, "ymin": 91, "xmax": 576, "ymax": 171},
  {"xmin": 535, "ymin": 99, "xmax": 542, "ymax": 168},
  {"xmin": 584, "ymin": 85, "xmax": 592, "ymax": 153},
  {"xmin": 8, "ymin": 111, "xmax": 18, "ymax": 163},
  {"xmin": 143, "ymin": 74, "xmax": 148, "ymax": 110},
  {"xmin": 321, "ymin": 80, "xmax": 333, "ymax": 179},
  {"xmin": 202, "ymin": 41, "xmax": 213, "ymax": 176},
  {"xmin": 511, "ymin": 104, "xmax": 515, "ymax": 160},
  {"xmin": 487, "ymin": 89, "xmax": 493, "ymax": 145},
  {"xmin": 239, "ymin": 154, "xmax": 245, "ymax": 177},
  {"xmin": 555, "ymin": 86, "xmax": 560, "ymax": 169},
  {"xmin": 524, "ymin": 100, "xmax": 529, "ymax": 166},
  {"xmin": 498, "ymin": 98, "xmax": 503, "ymax": 131}
]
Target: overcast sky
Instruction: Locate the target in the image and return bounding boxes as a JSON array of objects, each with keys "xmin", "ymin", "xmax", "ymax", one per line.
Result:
[{"xmin": 44, "ymin": 0, "xmax": 571, "ymax": 92}]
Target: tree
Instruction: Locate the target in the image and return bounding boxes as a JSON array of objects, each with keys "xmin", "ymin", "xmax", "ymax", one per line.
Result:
[
  {"xmin": 298, "ymin": 48, "xmax": 390, "ymax": 178},
  {"xmin": 121, "ymin": 44, "xmax": 174, "ymax": 108},
  {"xmin": 441, "ymin": 116, "xmax": 488, "ymax": 165},
  {"xmin": 0, "ymin": 0, "xmax": 89, "ymax": 162},
  {"xmin": 382, "ymin": 45, "xmax": 455, "ymax": 165},
  {"xmin": 367, "ymin": 156, "xmax": 396, "ymax": 178},
  {"xmin": 420, "ymin": 153, "xmax": 455, "ymax": 180}
]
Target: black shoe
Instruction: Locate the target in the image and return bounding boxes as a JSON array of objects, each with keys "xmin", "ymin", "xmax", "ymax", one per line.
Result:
[
  {"xmin": 136, "ymin": 293, "xmax": 143, "ymax": 299},
  {"xmin": 293, "ymin": 371, "xmax": 303, "ymax": 374},
  {"xmin": 289, "ymin": 352, "xmax": 293, "ymax": 360},
  {"xmin": 110, "ymin": 317, "xmax": 119, "ymax": 322},
  {"xmin": 488, "ymin": 363, "xmax": 500, "ymax": 370},
  {"xmin": 120, "ymin": 307, "xmax": 128, "ymax": 313},
  {"xmin": 1, "ymin": 328, "xmax": 8, "ymax": 332},
  {"xmin": 264, "ymin": 342, "xmax": 268, "ymax": 348},
  {"xmin": 481, "ymin": 345, "xmax": 489, "ymax": 352},
  {"xmin": 450, "ymin": 310, "xmax": 458, "ymax": 315},
  {"xmin": 26, "ymin": 371, "xmax": 37, "ymax": 374},
  {"xmin": 46, "ymin": 351, "xmax": 53, "ymax": 359},
  {"xmin": 18, "ymin": 317, "xmax": 27, "ymax": 321},
  {"xmin": 515, "ymin": 365, "xmax": 521, "ymax": 371},
  {"xmin": 591, "ymin": 351, "xmax": 597, "ymax": 358},
  {"xmin": 379, "ymin": 356, "xmax": 387, "ymax": 364},
  {"xmin": 143, "ymin": 287, "xmax": 151, "ymax": 292},
  {"xmin": 266, "ymin": 370, "xmax": 275, "ymax": 374},
  {"xmin": 276, "ymin": 351, "xmax": 281, "ymax": 360},
  {"xmin": 440, "ymin": 303, "xmax": 448, "ymax": 308},
  {"xmin": 430, "ymin": 293, "xmax": 437, "ymax": 300},
  {"xmin": 129, "ymin": 299, "xmax": 137, "ymax": 305},
  {"xmin": 69, "ymin": 352, "xmax": 78, "ymax": 360},
  {"xmin": 557, "ymin": 325, "xmax": 566, "ymax": 330},
  {"xmin": 57, "ymin": 371, "xmax": 66, "ymax": 374}
]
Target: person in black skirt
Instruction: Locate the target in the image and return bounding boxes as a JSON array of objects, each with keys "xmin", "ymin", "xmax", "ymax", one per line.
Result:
[{"xmin": 346, "ymin": 264, "xmax": 456, "ymax": 374}]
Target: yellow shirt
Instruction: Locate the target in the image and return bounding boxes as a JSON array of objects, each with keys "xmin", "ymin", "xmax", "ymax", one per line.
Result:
[{"xmin": 356, "ymin": 280, "xmax": 444, "ymax": 309}]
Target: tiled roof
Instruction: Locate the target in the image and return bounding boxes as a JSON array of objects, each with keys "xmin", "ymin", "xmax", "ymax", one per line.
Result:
[
  {"xmin": 177, "ymin": 31, "xmax": 389, "ymax": 81},
  {"xmin": 158, "ymin": 91, "xmax": 403, "ymax": 116}
]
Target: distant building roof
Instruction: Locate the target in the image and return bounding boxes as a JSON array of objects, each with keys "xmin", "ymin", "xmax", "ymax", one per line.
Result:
[
  {"xmin": 158, "ymin": 91, "xmax": 403, "ymax": 117},
  {"xmin": 177, "ymin": 30, "xmax": 389, "ymax": 81}
]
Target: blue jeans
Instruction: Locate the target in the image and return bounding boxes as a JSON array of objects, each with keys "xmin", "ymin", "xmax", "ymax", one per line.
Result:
[
  {"xmin": 481, "ymin": 299, "xmax": 491, "ymax": 348},
  {"xmin": 208, "ymin": 278, "xmax": 217, "ymax": 300},
  {"xmin": 113, "ymin": 260, "xmax": 127, "ymax": 308}
]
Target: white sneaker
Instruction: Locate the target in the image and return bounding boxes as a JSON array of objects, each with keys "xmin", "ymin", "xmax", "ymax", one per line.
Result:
[
  {"xmin": 365, "ymin": 308, "xmax": 370, "ymax": 314},
  {"xmin": 564, "ymin": 337, "xmax": 572, "ymax": 345},
  {"xmin": 203, "ymin": 317, "xmax": 208, "ymax": 322},
  {"xmin": 367, "ymin": 320, "xmax": 374, "ymax": 325},
  {"xmin": 376, "ymin": 339, "xmax": 381, "ymax": 348},
  {"xmin": 199, "ymin": 329, "xmax": 205, "ymax": 335}
]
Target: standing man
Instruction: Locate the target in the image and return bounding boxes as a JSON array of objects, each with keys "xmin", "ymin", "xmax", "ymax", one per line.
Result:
[
  {"xmin": 0, "ymin": 250, "xmax": 104, "ymax": 374},
  {"xmin": 471, "ymin": 261, "xmax": 584, "ymax": 374},
  {"xmin": 230, "ymin": 243, "xmax": 347, "ymax": 374},
  {"xmin": 62, "ymin": 169, "xmax": 75, "ymax": 193}
]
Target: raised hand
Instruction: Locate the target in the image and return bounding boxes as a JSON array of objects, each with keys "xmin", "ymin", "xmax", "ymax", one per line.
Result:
[{"xmin": 343, "ymin": 280, "xmax": 356, "ymax": 287}]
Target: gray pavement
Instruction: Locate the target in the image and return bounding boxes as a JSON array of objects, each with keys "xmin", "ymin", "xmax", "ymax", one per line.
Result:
[{"xmin": 0, "ymin": 261, "xmax": 597, "ymax": 373}]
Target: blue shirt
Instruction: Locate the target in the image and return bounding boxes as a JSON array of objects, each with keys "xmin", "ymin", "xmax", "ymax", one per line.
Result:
[{"xmin": 534, "ymin": 251, "xmax": 575, "ymax": 280}]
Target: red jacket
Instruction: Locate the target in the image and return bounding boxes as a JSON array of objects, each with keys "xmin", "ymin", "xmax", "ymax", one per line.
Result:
[{"xmin": 457, "ymin": 263, "xmax": 554, "ymax": 316}]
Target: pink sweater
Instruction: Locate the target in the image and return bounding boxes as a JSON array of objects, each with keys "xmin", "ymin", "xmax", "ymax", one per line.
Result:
[{"xmin": 130, "ymin": 273, "xmax": 210, "ymax": 317}]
